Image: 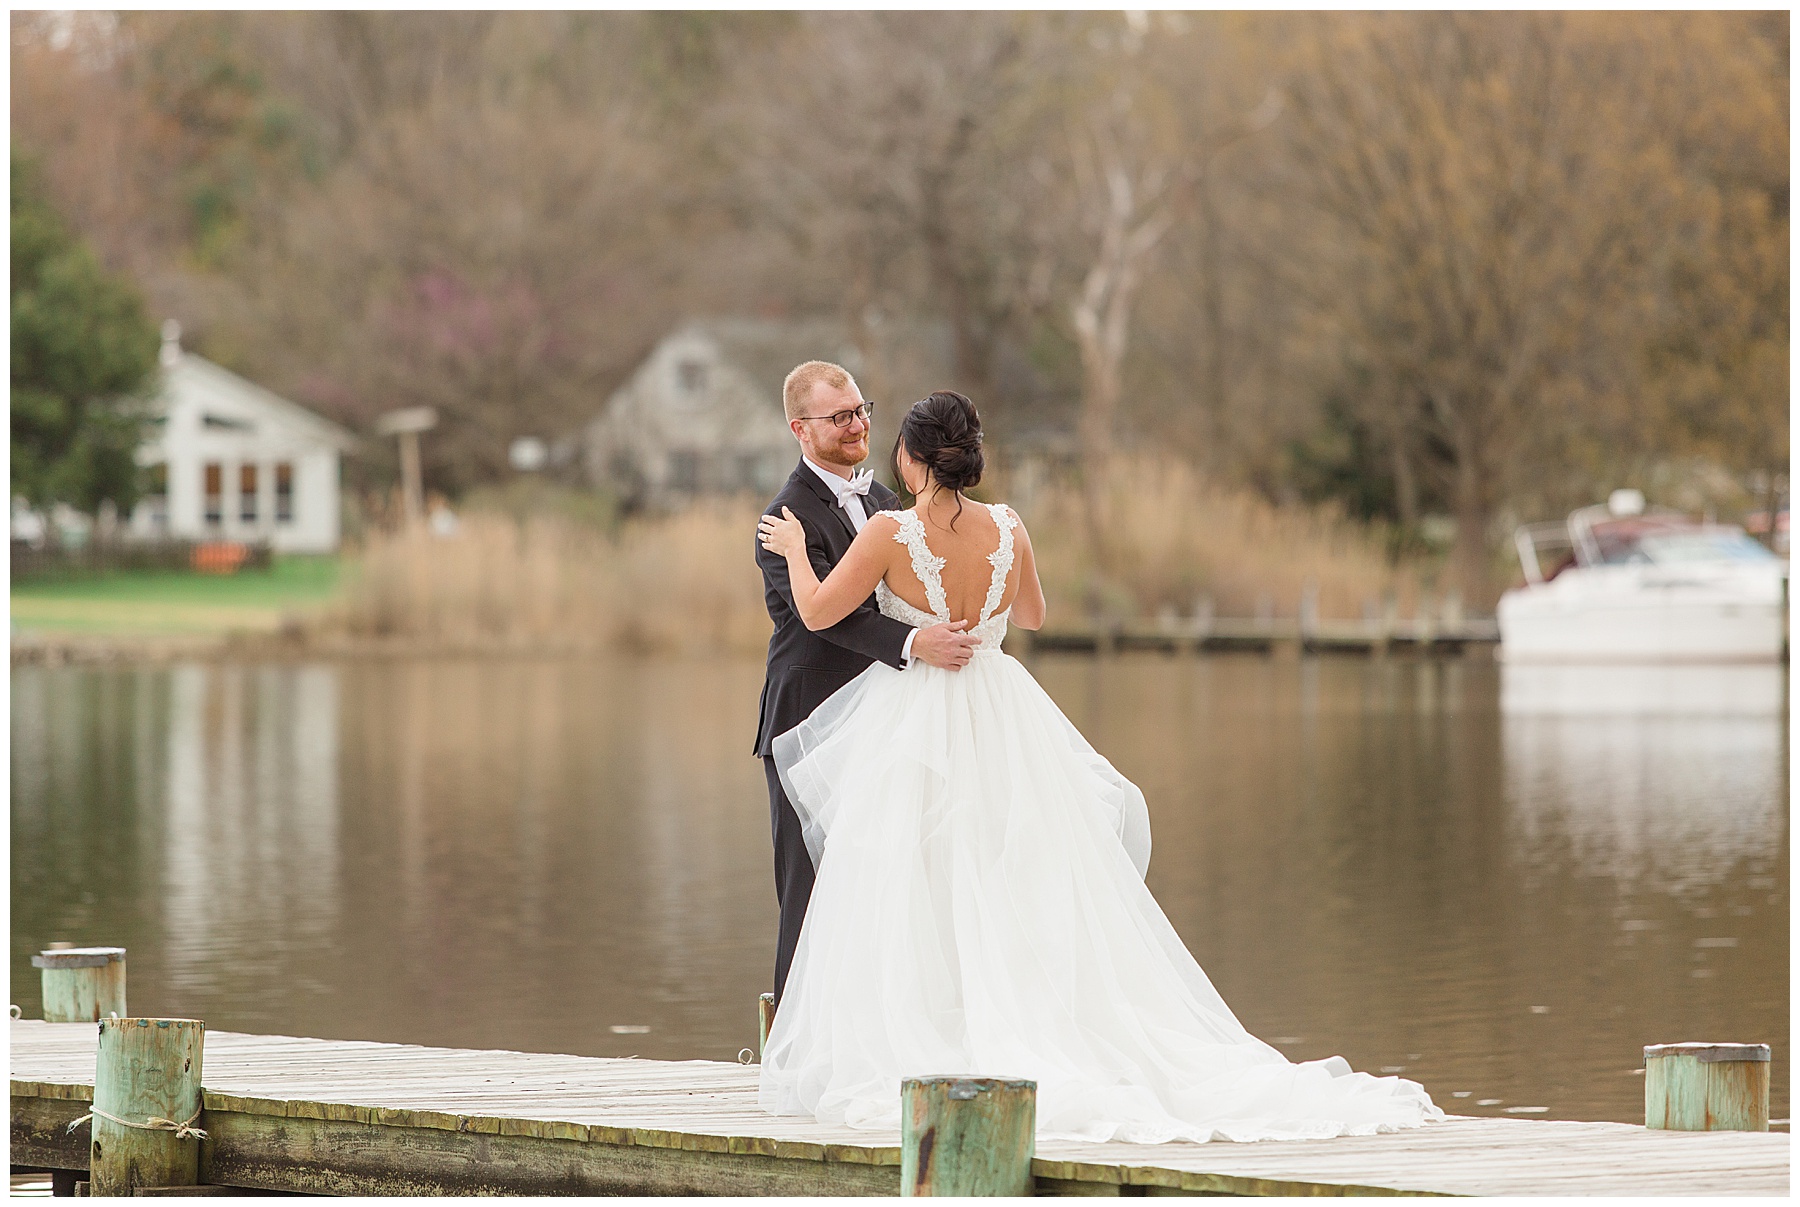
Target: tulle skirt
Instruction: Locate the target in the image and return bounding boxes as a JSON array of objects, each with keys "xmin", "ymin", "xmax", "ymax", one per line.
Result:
[{"xmin": 761, "ymin": 650, "xmax": 1444, "ymax": 1144}]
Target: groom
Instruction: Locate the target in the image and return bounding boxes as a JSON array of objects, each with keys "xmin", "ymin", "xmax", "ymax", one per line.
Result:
[{"xmin": 754, "ymin": 360, "xmax": 977, "ymax": 1009}]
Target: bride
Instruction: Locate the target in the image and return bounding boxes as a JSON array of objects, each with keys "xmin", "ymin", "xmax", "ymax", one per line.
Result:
[{"xmin": 754, "ymin": 391, "xmax": 1441, "ymax": 1144}]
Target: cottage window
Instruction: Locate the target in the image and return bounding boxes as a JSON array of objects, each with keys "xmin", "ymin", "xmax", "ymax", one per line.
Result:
[
  {"xmin": 239, "ymin": 464, "xmax": 259, "ymax": 524},
  {"xmin": 275, "ymin": 462, "xmax": 294, "ymax": 523},
  {"xmin": 677, "ymin": 360, "xmax": 708, "ymax": 394},
  {"xmin": 605, "ymin": 450, "xmax": 635, "ymax": 486},
  {"xmin": 203, "ymin": 463, "xmax": 223, "ymax": 527},
  {"xmin": 737, "ymin": 453, "xmax": 777, "ymax": 493},
  {"xmin": 143, "ymin": 463, "xmax": 169, "ymax": 531},
  {"xmin": 668, "ymin": 450, "xmax": 700, "ymax": 492}
]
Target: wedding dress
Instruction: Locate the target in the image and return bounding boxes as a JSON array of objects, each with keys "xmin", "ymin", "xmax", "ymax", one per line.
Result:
[{"xmin": 760, "ymin": 502, "xmax": 1442, "ymax": 1143}]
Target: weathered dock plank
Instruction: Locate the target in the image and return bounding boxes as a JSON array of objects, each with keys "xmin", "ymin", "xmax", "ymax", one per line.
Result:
[{"xmin": 11, "ymin": 1021, "xmax": 1787, "ymax": 1196}]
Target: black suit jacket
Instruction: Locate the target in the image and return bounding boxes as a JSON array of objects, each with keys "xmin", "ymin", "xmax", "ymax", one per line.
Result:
[{"xmin": 754, "ymin": 460, "xmax": 912, "ymax": 757}]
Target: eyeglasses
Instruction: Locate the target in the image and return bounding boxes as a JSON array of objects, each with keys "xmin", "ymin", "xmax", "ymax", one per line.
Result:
[{"xmin": 795, "ymin": 403, "xmax": 873, "ymax": 429}]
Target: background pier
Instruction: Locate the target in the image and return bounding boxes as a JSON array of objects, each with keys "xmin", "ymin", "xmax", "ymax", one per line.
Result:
[{"xmin": 1016, "ymin": 615, "xmax": 1501, "ymax": 657}]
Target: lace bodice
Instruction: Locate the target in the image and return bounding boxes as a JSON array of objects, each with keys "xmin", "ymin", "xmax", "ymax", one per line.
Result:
[{"xmin": 873, "ymin": 503, "xmax": 1018, "ymax": 652}]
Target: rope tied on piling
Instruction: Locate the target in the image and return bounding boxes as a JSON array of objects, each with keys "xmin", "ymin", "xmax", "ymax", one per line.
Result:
[{"xmin": 67, "ymin": 1104, "xmax": 207, "ymax": 1142}]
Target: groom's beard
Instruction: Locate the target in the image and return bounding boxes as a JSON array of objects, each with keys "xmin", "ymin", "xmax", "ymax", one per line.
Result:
[{"xmin": 811, "ymin": 433, "xmax": 869, "ymax": 469}]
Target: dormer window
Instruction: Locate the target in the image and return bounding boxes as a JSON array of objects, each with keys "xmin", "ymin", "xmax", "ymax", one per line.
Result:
[
  {"xmin": 203, "ymin": 413, "xmax": 255, "ymax": 433},
  {"xmin": 677, "ymin": 360, "xmax": 708, "ymax": 395},
  {"xmin": 669, "ymin": 450, "xmax": 700, "ymax": 491}
]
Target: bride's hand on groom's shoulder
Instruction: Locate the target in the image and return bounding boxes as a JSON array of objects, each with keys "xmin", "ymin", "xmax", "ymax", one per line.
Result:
[{"xmin": 759, "ymin": 507, "xmax": 806, "ymax": 559}]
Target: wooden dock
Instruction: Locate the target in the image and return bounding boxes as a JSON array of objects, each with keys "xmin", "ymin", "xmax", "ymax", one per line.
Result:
[
  {"xmin": 10, "ymin": 1021, "xmax": 1787, "ymax": 1196},
  {"xmin": 1015, "ymin": 617, "xmax": 1501, "ymax": 657}
]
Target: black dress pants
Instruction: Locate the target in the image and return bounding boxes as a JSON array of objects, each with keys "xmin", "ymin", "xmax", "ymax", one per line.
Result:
[{"xmin": 764, "ymin": 755, "xmax": 816, "ymax": 1010}]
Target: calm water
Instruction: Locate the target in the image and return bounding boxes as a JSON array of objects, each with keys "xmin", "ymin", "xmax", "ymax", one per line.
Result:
[{"xmin": 10, "ymin": 653, "xmax": 1788, "ymax": 1125}]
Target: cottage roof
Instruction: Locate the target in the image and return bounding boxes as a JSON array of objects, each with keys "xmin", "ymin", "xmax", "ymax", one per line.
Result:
[
  {"xmin": 158, "ymin": 352, "xmax": 361, "ymax": 454},
  {"xmin": 670, "ymin": 318, "xmax": 862, "ymax": 396}
]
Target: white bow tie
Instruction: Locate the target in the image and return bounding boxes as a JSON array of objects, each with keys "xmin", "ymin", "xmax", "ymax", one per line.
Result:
[{"xmin": 834, "ymin": 469, "xmax": 873, "ymax": 501}]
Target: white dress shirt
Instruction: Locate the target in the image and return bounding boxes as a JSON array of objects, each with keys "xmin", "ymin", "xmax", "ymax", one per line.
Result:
[
  {"xmin": 802, "ymin": 456, "xmax": 918, "ymax": 665},
  {"xmin": 803, "ymin": 456, "xmax": 873, "ymax": 532}
]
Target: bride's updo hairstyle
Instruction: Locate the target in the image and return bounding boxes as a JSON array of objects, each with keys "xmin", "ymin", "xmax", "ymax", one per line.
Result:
[{"xmin": 894, "ymin": 390, "xmax": 985, "ymax": 512}]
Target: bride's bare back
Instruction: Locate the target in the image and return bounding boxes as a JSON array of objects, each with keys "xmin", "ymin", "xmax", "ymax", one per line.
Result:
[
  {"xmin": 879, "ymin": 502, "xmax": 1020, "ymax": 625},
  {"xmin": 757, "ymin": 489, "xmax": 1045, "ymax": 636}
]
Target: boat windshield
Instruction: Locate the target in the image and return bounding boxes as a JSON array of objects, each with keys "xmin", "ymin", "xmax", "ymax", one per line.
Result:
[
  {"xmin": 1638, "ymin": 529, "xmax": 1782, "ymax": 565},
  {"xmin": 1588, "ymin": 517, "xmax": 1686, "ymax": 564},
  {"xmin": 1523, "ymin": 505, "xmax": 1785, "ymax": 581}
]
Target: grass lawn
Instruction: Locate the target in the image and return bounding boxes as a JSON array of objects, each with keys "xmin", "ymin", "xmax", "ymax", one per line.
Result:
[{"xmin": 11, "ymin": 556, "xmax": 344, "ymax": 637}]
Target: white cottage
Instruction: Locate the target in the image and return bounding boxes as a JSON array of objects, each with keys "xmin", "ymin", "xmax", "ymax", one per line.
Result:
[
  {"xmin": 582, "ymin": 318, "xmax": 853, "ymax": 510},
  {"xmin": 129, "ymin": 327, "xmax": 358, "ymax": 553}
]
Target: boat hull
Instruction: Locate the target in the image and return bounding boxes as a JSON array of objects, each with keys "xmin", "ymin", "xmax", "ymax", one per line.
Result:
[{"xmin": 1497, "ymin": 568, "xmax": 1787, "ymax": 664}]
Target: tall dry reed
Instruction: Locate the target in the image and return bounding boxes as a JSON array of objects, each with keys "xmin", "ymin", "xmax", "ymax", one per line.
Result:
[
  {"xmin": 320, "ymin": 460, "xmax": 1420, "ymax": 654},
  {"xmin": 1017, "ymin": 456, "xmax": 1419, "ymax": 622},
  {"xmin": 321, "ymin": 501, "xmax": 773, "ymax": 655}
]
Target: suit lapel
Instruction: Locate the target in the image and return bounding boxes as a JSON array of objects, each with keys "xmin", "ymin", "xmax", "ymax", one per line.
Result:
[{"xmin": 793, "ymin": 458, "xmax": 858, "ymax": 545}]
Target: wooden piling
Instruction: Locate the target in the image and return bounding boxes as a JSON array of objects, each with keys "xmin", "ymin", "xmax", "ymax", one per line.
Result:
[
  {"xmin": 1377, "ymin": 594, "xmax": 1399, "ymax": 657},
  {"xmin": 901, "ymin": 1075, "xmax": 1035, "ymax": 1197},
  {"xmin": 31, "ymin": 948, "xmax": 125, "ymax": 1024},
  {"xmin": 1416, "ymin": 593, "xmax": 1438, "ymax": 648},
  {"xmin": 1644, "ymin": 1043, "xmax": 1770, "ymax": 1132},
  {"xmin": 1298, "ymin": 582, "xmax": 1320, "ymax": 653},
  {"xmin": 87, "ymin": 1018, "xmax": 205, "ymax": 1196},
  {"xmin": 758, "ymin": 993, "xmax": 775, "ymax": 1059},
  {"xmin": 1184, "ymin": 595, "xmax": 1215, "ymax": 657}
]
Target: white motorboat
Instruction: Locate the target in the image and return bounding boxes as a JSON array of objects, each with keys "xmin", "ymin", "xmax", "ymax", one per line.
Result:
[{"xmin": 1497, "ymin": 490, "xmax": 1788, "ymax": 663}]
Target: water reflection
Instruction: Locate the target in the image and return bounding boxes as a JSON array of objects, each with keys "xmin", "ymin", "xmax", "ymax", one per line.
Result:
[
  {"xmin": 161, "ymin": 665, "xmax": 341, "ymax": 998},
  {"xmin": 10, "ymin": 654, "xmax": 1787, "ymax": 1125},
  {"xmin": 1501, "ymin": 663, "xmax": 1787, "ymax": 717},
  {"xmin": 1503, "ymin": 663, "xmax": 1786, "ymax": 894}
]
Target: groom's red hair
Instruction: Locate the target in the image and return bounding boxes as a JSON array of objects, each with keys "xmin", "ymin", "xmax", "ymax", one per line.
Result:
[{"xmin": 783, "ymin": 360, "xmax": 854, "ymax": 422}]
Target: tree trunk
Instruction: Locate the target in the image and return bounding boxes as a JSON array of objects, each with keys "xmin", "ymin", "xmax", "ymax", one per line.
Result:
[
  {"xmin": 843, "ymin": 259, "xmax": 894, "ymax": 477},
  {"xmin": 1196, "ymin": 173, "xmax": 1228, "ymax": 448},
  {"xmin": 1073, "ymin": 308, "xmax": 1122, "ymax": 466},
  {"xmin": 1068, "ymin": 158, "xmax": 1172, "ymax": 596},
  {"xmin": 1754, "ymin": 462, "xmax": 1786, "ymax": 553},
  {"xmin": 1072, "ymin": 297, "xmax": 1120, "ymax": 586},
  {"xmin": 1389, "ymin": 408, "xmax": 1420, "ymax": 531},
  {"xmin": 1450, "ymin": 443, "xmax": 1493, "ymax": 610},
  {"xmin": 919, "ymin": 114, "xmax": 994, "ymax": 402}
]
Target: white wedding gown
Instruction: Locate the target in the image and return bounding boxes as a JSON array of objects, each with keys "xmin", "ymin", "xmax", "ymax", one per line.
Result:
[{"xmin": 761, "ymin": 503, "xmax": 1443, "ymax": 1143}]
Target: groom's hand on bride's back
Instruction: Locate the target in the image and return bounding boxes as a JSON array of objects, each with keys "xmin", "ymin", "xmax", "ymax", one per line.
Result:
[{"xmin": 912, "ymin": 621, "xmax": 978, "ymax": 671}]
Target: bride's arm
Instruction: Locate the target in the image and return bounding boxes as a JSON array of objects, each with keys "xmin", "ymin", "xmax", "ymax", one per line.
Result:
[
  {"xmin": 1007, "ymin": 508, "xmax": 1047, "ymax": 631},
  {"xmin": 758, "ymin": 509, "xmax": 898, "ymax": 631}
]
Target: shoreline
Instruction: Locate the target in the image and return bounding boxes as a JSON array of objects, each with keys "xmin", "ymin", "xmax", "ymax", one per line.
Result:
[
  {"xmin": 8, "ymin": 631, "xmax": 700, "ymax": 667},
  {"xmin": 9, "ymin": 627, "xmax": 1506, "ymax": 667}
]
